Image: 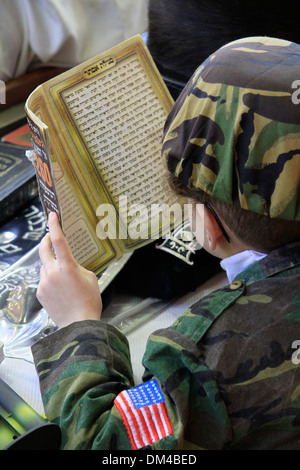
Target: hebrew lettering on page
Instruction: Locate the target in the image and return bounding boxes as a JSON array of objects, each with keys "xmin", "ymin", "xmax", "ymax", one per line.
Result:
[{"xmin": 61, "ymin": 53, "xmax": 173, "ymax": 242}]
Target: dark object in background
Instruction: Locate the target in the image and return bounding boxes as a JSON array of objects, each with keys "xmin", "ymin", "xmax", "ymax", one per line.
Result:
[
  {"xmin": 115, "ymin": 240, "xmax": 221, "ymax": 300},
  {"xmin": 0, "ymin": 142, "xmax": 38, "ymax": 225},
  {"xmin": 0, "ymin": 377, "xmax": 61, "ymax": 450},
  {"xmin": 0, "ymin": 196, "xmax": 46, "ymax": 270},
  {"xmin": 148, "ymin": 0, "xmax": 300, "ymax": 99}
]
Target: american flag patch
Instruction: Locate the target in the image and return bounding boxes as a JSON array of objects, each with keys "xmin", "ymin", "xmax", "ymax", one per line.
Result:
[{"xmin": 114, "ymin": 379, "xmax": 173, "ymax": 449}]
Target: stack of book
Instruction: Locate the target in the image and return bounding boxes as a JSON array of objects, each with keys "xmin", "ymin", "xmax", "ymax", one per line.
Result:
[{"xmin": 0, "ymin": 141, "xmax": 38, "ymax": 225}]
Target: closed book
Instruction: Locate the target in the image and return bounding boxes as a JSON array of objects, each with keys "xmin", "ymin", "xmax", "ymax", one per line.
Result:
[{"xmin": 0, "ymin": 142, "xmax": 38, "ymax": 224}]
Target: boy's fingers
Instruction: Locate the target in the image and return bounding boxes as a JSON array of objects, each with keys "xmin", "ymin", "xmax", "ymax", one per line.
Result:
[
  {"xmin": 39, "ymin": 233, "xmax": 55, "ymax": 267},
  {"xmin": 47, "ymin": 212, "xmax": 75, "ymax": 264}
]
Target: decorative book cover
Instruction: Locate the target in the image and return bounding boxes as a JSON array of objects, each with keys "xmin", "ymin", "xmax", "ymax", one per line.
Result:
[
  {"xmin": 25, "ymin": 35, "xmax": 185, "ymax": 276},
  {"xmin": 1, "ymin": 123, "xmax": 33, "ymax": 148}
]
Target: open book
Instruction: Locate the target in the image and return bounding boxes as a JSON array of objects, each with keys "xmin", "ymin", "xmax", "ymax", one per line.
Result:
[{"xmin": 25, "ymin": 35, "xmax": 183, "ymax": 276}]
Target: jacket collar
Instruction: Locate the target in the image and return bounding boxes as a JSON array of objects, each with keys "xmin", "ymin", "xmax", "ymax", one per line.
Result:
[{"xmin": 233, "ymin": 241, "xmax": 300, "ymax": 283}]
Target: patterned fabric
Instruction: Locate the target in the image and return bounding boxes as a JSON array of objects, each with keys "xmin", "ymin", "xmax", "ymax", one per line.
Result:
[
  {"xmin": 114, "ymin": 379, "xmax": 173, "ymax": 449},
  {"xmin": 32, "ymin": 242, "xmax": 300, "ymax": 450},
  {"xmin": 162, "ymin": 37, "xmax": 300, "ymax": 220}
]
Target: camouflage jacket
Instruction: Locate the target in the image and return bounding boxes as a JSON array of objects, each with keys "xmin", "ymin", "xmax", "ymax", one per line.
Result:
[{"xmin": 32, "ymin": 242, "xmax": 300, "ymax": 450}]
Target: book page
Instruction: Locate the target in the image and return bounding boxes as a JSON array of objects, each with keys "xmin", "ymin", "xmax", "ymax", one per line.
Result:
[
  {"xmin": 52, "ymin": 161, "xmax": 99, "ymax": 265},
  {"xmin": 26, "ymin": 101, "xmax": 118, "ymax": 274},
  {"xmin": 25, "ymin": 36, "xmax": 178, "ymax": 273},
  {"xmin": 55, "ymin": 42, "xmax": 175, "ymax": 246}
]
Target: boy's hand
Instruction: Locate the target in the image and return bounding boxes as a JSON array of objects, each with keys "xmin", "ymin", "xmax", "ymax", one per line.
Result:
[{"xmin": 37, "ymin": 212, "xmax": 102, "ymax": 328}]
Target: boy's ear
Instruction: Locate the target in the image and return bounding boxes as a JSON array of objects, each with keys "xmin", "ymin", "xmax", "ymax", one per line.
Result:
[{"xmin": 197, "ymin": 204, "xmax": 223, "ymax": 251}]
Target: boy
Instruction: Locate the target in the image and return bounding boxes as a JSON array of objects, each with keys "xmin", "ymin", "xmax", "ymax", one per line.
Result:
[{"xmin": 33, "ymin": 37, "xmax": 300, "ymax": 450}]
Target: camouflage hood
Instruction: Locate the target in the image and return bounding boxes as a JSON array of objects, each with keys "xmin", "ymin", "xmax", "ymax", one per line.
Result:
[{"xmin": 162, "ymin": 37, "xmax": 300, "ymax": 220}]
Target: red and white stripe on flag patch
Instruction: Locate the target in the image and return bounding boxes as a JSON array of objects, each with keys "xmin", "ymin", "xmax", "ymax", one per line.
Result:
[{"xmin": 114, "ymin": 379, "xmax": 173, "ymax": 449}]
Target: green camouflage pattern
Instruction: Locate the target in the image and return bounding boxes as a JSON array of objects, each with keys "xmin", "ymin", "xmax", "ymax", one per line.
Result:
[
  {"xmin": 162, "ymin": 37, "xmax": 300, "ymax": 220},
  {"xmin": 32, "ymin": 241, "xmax": 300, "ymax": 449}
]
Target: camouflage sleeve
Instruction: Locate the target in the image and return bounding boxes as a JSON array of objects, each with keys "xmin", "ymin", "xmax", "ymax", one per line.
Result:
[
  {"xmin": 32, "ymin": 317, "xmax": 232, "ymax": 450},
  {"xmin": 31, "ymin": 320, "xmax": 134, "ymax": 450},
  {"xmin": 142, "ymin": 323, "xmax": 233, "ymax": 450}
]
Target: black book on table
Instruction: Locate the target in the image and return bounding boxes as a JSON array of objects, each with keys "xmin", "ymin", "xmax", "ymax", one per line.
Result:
[{"xmin": 0, "ymin": 142, "xmax": 38, "ymax": 225}]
